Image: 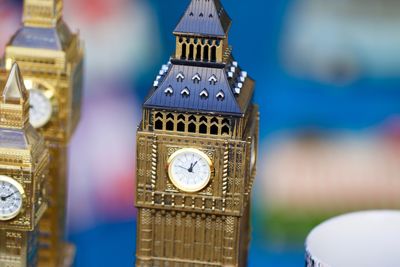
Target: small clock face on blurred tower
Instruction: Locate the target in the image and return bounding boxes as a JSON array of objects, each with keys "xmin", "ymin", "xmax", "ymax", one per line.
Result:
[
  {"xmin": 29, "ymin": 89, "xmax": 53, "ymax": 129},
  {"xmin": 0, "ymin": 176, "xmax": 25, "ymax": 221}
]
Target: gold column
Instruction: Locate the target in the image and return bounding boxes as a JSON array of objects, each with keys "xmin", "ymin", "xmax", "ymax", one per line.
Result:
[{"xmin": 38, "ymin": 143, "xmax": 73, "ymax": 267}]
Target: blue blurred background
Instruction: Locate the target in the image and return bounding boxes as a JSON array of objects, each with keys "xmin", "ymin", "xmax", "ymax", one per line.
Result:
[{"xmin": 1, "ymin": 0, "xmax": 400, "ymax": 266}]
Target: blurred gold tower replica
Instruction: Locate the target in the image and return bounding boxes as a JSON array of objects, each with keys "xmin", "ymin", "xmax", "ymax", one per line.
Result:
[
  {"xmin": 0, "ymin": 0, "xmax": 84, "ymax": 266},
  {"xmin": 135, "ymin": 0, "xmax": 259, "ymax": 266},
  {"xmin": 0, "ymin": 64, "xmax": 49, "ymax": 267}
]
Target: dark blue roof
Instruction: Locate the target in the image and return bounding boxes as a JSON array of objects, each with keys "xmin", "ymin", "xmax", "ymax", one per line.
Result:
[
  {"xmin": 9, "ymin": 21, "xmax": 72, "ymax": 50},
  {"xmin": 144, "ymin": 60, "xmax": 254, "ymax": 116},
  {"xmin": 174, "ymin": 0, "xmax": 231, "ymax": 37}
]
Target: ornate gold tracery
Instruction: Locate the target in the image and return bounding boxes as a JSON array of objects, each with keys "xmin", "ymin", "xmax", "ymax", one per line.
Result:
[
  {"xmin": 176, "ymin": 37, "xmax": 225, "ymax": 62},
  {"xmin": 153, "ymin": 111, "xmax": 231, "ymax": 136}
]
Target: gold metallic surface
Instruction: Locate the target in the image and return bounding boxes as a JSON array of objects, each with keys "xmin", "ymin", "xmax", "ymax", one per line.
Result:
[
  {"xmin": 0, "ymin": 64, "xmax": 49, "ymax": 267},
  {"xmin": 38, "ymin": 144, "xmax": 69, "ymax": 267},
  {"xmin": 1, "ymin": 0, "xmax": 84, "ymax": 266},
  {"xmin": 136, "ymin": 107, "xmax": 259, "ymax": 266},
  {"xmin": 23, "ymin": 0, "xmax": 63, "ymax": 28}
]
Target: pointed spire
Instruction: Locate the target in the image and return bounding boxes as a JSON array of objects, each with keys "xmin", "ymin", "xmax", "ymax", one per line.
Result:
[
  {"xmin": 0, "ymin": 63, "xmax": 30, "ymax": 129},
  {"xmin": 23, "ymin": 0, "xmax": 63, "ymax": 27},
  {"xmin": 174, "ymin": 0, "xmax": 231, "ymax": 37},
  {"xmin": 2, "ymin": 64, "xmax": 28, "ymax": 104}
]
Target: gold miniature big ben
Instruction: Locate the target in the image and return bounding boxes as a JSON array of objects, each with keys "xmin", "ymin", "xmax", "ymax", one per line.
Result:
[
  {"xmin": 0, "ymin": 64, "xmax": 49, "ymax": 267},
  {"xmin": 1, "ymin": 0, "xmax": 84, "ymax": 266},
  {"xmin": 135, "ymin": 0, "xmax": 259, "ymax": 266}
]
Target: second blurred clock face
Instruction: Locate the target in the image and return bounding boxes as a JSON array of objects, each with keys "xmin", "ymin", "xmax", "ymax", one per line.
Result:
[
  {"xmin": 0, "ymin": 176, "xmax": 24, "ymax": 221},
  {"xmin": 29, "ymin": 89, "xmax": 52, "ymax": 128},
  {"xmin": 168, "ymin": 148, "xmax": 212, "ymax": 192}
]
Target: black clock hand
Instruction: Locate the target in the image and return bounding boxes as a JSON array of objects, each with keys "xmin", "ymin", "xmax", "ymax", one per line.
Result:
[
  {"xmin": 188, "ymin": 161, "xmax": 200, "ymax": 173},
  {"xmin": 1, "ymin": 192, "xmax": 15, "ymax": 201},
  {"xmin": 188, "ymin": 162, "xmax": 195, "ymax": 173},
  {"xmin": 177, "ymin": 165, "xmax": 188, "ymax": 170}
]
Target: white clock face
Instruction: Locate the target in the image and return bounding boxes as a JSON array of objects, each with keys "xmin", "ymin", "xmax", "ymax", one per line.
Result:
[
  {"xmin": 29, "ymin": 89, "xmax": 52, "ymax": 128},
  {"xmin": 168, "ymin": 148, "xmax": 212, "ymax": 192},
  {"xmin": 0, "ymin": 176, "xmax": 24, "ymax": 221}
]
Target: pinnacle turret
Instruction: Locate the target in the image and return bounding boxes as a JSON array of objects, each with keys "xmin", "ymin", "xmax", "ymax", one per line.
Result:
[{"xmin": 0, "ymin": 63, "xmax": 30, "ymax": 129}]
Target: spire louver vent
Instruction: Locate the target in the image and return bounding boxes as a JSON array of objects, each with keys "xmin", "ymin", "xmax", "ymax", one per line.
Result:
[
  {"xmin": 177, "ymin": 72, "xmax": 185, "ymax": 82},
  {"xmin": 192, "ymin": 73, "xmax": 201, "ymax": 83},
  {"xmin": 216, "ymin": 91, "xmax": 225, "ymax": 101},
  {"xmin": 200, "ymin": 89, "xmax": 209, "ymax": 99},
  {"xmin": 164, "ymin": 86, "xmax": 173, "ymax": 96},
  {"xmin": 208, "ymin": 75, "xmax": 218, "ymax": 85},
  {"xmin": 181, "ymin": 88, "xmax": 190, "ymax": 97}
]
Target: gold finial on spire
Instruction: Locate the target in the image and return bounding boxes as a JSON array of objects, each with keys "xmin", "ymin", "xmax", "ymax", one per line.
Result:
[
  {"xmin": 23, "ymin": 0, "xmax": 63, "ymax": 28},
  {"xmin": 0, "ymin": 63, "xmax": 30, "ymax": 129}
]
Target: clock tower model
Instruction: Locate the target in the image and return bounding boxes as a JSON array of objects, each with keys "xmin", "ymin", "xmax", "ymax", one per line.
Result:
[
  {"xmin": 1, "ymin": 0, "xmax": 84, "ymax": 266},
  {"xmin": 0, "ymin": 63, "xmax": 49, "ymax": 267},
  {"xmin": 135, "ymin": 0, "xmax": 259, "ymax": 266}
]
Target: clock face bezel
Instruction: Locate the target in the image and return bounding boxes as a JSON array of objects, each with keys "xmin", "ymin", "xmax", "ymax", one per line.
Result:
[
  {"xmin": 0, "ymin": 175, "xmax": 26, "ymax": 221},
  {"xmin": 24, "ymin": 79, "xmax": 55, "ymax": 129},
  {"xmin": 167, "ymin": 148, "xmax": 213, "ymax": 193}
]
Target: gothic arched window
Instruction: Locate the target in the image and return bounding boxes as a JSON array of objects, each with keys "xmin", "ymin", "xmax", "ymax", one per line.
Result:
[
  {"xmin": 155, "ymin": 120, "xmax": 163, "ymax": 130},
  {"xmin": 177, "ymin": 114, "xmax": 185, "ymax": 121},
  {"xmin": 196, "ymin": 45, "xmax": 202, "ymax": 61},
  {"xmin": 189, "ymin": 44, "xmax": 194, "ymax": 60},
  {"xmin": 181, "ymin": 43, "xmax": 187, "ymax": 59},
  {"xmin": 166, "ymin": 113, "xmax": 174, "ymax": 120},
  {"xmin": 222, "ymin": 125, "xmax": 230, "ymax": 135},
  {"xmin": 200, "ymin": 116, "xmax": 207, "ymax": 123},
  {"xmin": 203, "ymin": 46, "xmax": 209, "ymax": 62},
  {"xmin": 166, "ymin": 121, "xmax": 174, "ymax": 131},
  {"xmin": 188, "ymin": 115, "xmax": 196, "ymax": 122},
  {"xmin": 199, "ymin": 124, "xmax": 207, "ymax": 134},
  {"xmin": 222, "ymin": 118, "xmax": 230, "ymax": 125},
  {"xmin": 177, "ymin": 121, "xmax": 185, "ymax": 132},
  {"xmin": 188, "ymin": 122, "xmax": 196, "ymax": 133},
  {"xmin": 210, "ymin": 124, "xmax": 218, "ymax": 135},
  {"xmin": 211, "ymin": 46, "xmax": 217, "ymax": 62}
]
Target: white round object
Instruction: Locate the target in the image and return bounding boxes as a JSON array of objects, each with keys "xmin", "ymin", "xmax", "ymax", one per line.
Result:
[
  {"xmin": 29, "ymin": 89, "xmax": 52, "ymax": 128},
  {"xmin": 168, "ymin": 148, "xmax": 212, "ymax": 192},
  {"xmin": 0, "ymin": 175, "xmax": 25, "ymax": 221},
  {"xmin": 306, "ymin": 210, "xmax": 400, "ymax": 267}
]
